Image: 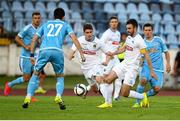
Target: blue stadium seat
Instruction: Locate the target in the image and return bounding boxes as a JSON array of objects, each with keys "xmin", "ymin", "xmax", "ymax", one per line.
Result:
[
  {"xmin": 104, "ymin": 2, "xmax": 116, "ymax": 13},
  {"xmin": 129, "ymin": 13, "xmax": 139, "ymax": 20},
  {"xmin": 117, "ymin": 12, "xmax": 127, "ymax": 23},
  {"xmin": 162, "ymin": 3, "xmax": 173, "ymax": 13},
  {"xmin": 138, "ymin": 3, "xmax": 151, "ymax": 14},
  {"xmin": 140, "ymin": 13, "xmax": 151, "ymax": 23},
  {"xmin": 152, "ymin": 13, "xmax": 162, "ymax": 22},
  {"xmin": 12, "ymin": 1, "xmax": 24, "ymax": 12},
  {"xmin": 1, "ymin": 0, "xmax": 10, "ymax": 11},
  {"xmin": 2, "ymin": 11, "xmax": 12, "ymax": 32},
  {"xmin": 127, "ymin": 3, "xmax": 138, "ymax": 14},
  {"xmin": 58, "ymin": 2, "xmax": 70, "ymax": 13},
  {"xmin": 35, "ymin": 1, "xmax": 46, "ymax": 13},
  {"xmin": 93, "ymin": 2, "xmax": 102, "ymax": 12},
  {"xmin": 82, "ymin": 2, "xmax": 92, "ymax": 13},
  {"xmin": 115, "ymin": 3, "xmax": 126, "ymax": 14},
  {"xmin": 175, "ymin": 14, "xmax": 180, "ymax": 23},
  {"xmin": 174, "ymin": 4, "xmax": 180, "ymax": 14},
  {"xmin": 167, "ymin": 34, "xmax": 179, "ymax": 49},
  {"xmin": 24, "ymin": 1, "xmax": 34, "ymax": 12},
  {"xmin": 71, "ymin": 12, "xmax": 82, "ymax": 22},
  {"xmin": 14, "ymin": 11, "xmax": 24, "ymax": 32},
  {"xmin": 164, "ymin": 23, "xmax": 175, "ymax": 34},
  {"xmin": 47, "ymin": 1, "xmax": 56, "ymax": 12},
  {"xmin": 163, "ymin": 13, "xmax": 174, "ymax": 23},
  {"xmin": 70, "ymin": 2, "xmax": 81, "ymax": 12},
  {"xmin": 150, "ymin": 3, "xmax": 161, "ymax": 13}
]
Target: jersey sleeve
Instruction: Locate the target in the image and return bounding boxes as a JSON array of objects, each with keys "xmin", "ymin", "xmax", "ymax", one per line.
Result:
[
  {"xmin": 138, "ymin": 36, "xmax": 147, "ymax": 49},
  {"xmin": 100, "ymin": 31, "xmax": 109, "ymax": 43},
  {"xmin": 99, "ymin": 39, "xmax": 108, "ymax": 53},
  {"xmin": 160, "ymin": 38, "xmax": 168, "ymax": 52},
  {"xmin": 66, "ymin": 23, "xmax": 74, "ymax": 35},
  {"xmin": 18, "ymin": 26, "xmax": 28, "ymax": 38},
  {"xmin": 36, "ymin": 24, "xmax": 44, "ymax": 38}
]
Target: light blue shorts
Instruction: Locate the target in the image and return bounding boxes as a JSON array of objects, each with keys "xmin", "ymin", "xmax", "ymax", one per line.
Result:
[
  {"xmin": 34, "ymin": 49, "xmax": 64, "ymax": 75},
  {"xmin": 140, "ymin": 66, "xmax": 164, "ymax": 88},
  {"xmin": 19, "ymin": 57, "xmax": 33, "ymax": 74}
]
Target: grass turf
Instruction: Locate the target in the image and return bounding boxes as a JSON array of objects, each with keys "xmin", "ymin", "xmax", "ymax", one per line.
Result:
[{"xmin": 0, "ymin": 96, "xmax": 180, "ymax": 120}]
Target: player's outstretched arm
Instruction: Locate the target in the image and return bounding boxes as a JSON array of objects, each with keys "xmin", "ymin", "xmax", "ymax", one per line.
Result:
[
  {"xmin": 164, "ymin": 51, "xmax": 171, "ymax": 73},
  {"xmin": 15, "ymin": 35, "xmax": 30, "ymax": 51},
  {"xmin": 141, "ymin": 48, "xmax": 158, "ymax": 80},
  {"xmin": 30, "ymin": 35, "xmax": 39, "ymax": 65},
  {"xmin": 68, "ymin": 49, "xmax": 76, "ymax": 61},
  {"xmin": 69, "ymin": 34, "xmax": 85, "ymax": 62},
  {"xmin": 113, "ymin": 46, "xmax": 126, "ymax": 55}
]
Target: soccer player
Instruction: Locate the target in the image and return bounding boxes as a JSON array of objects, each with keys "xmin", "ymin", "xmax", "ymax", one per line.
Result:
[
  {"xmin": 100, "ymin": 16, "xmax": 122, "ymax": 102},
  {"xmin": 100, "ymin": 19, "xmax": 157, "ymax": 107},
  {"xmin": 132, "ymin": 23, "xmax": 171, "ymax": 108},
  {"xmin": 69, "ymin": 23, "xmax": 113, "ymax": 108},
  {"xmin": 22, "ymin": 8, "xmax": 85, "ymax": 110},
  {"xmin": 3, "ymin": 12, "xmax": 46, "ymax": 97}
]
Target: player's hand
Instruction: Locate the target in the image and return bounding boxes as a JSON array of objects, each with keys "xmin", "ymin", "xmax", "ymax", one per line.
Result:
[
  {"xmin": 81, "ymin": 54, "xmax": 86, "ymax": 62},
  {"xmin": 25, "ymin": 45, "xmax": 31, "ymax": 51},
  {"xmin": 166, "ymin": 63, "xmax": 171, "ymax": 73},
  {"xmin": 30, "ymin": 57, "xmax": 35, "ymax": 65},
  {"xmin": 150, "ymin": 70, "xmax": 158, "ymax": 81}
]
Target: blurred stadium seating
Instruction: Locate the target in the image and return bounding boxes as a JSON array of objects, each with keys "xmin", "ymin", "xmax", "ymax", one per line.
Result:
[{"xmin": 0, "ymin": 0, "xmax": 179, "ymax": 48}]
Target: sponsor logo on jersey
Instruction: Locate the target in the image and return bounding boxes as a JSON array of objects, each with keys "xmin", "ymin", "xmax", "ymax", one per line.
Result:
[{"xmin": 126, "ymin": 45, "xmax": 133, "ymax": 51}]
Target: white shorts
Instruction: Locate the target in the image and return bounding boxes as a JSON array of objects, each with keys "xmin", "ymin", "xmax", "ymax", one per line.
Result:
[
  {"xmin": 82, "ymin": 64, "xmax": 104, "ymax": 86},
  {"xmin": 102, "ymin": 55, "xmax": 120, "ymax": 75},
  {"xmin": 112, "ymin": 61, "xmax": 139, "ymax": 87}
]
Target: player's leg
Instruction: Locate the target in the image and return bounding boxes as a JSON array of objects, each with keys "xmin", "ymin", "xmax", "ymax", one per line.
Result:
[
  {"xmin": 113, "ymin": 78, "xmax": 122, "ymax": 101},
  {"xmin": 35, "ymin": 69, "xmax": 47, "ymax": 94},
  {"xmin": 22, "ymin": 51, "xmax": 48, "ymax": 108},
  {"xmin": 146, "ymin": 71, "xmax": 163, "ymax": 97},
  {"xmin": 51, "ymin": 50, "xmax": 66, "ymax": 110},
  {"xmin": 4, "ymin": 58, "xmax": 33, "ymax": 96}
]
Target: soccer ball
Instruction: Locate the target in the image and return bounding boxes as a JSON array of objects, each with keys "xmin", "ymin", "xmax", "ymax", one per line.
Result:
[{"xmin": 74, "ymin": 83, "xmax": 87, "ymax": 96}]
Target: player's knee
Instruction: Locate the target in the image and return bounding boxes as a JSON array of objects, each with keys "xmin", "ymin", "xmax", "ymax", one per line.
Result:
[
  {"xmin": 23, "ymin": 75, "xmax": 30, "ymax": 82},
  {"xmin": 91, "ymin": 85, "xmax": 98, "ymax": 93},
  {"xmin": 140, "ymin": 79, "xmax": 147, "ymax": 86},
  {"xmin": 154, "ymin": 86, "xmax": 161, "ymax": 93},
  {"xmin": 120, "ymin": 90, "xmax": 129, "ymax": 97}
]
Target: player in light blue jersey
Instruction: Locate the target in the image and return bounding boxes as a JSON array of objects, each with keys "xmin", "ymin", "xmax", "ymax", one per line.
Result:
[
  {"xmin": 3, "ymin": 12, "xmax": 45, "ymax": 98},
  {"xmin": 22, "ymin": 8, "xmax": 85, "ymax": 110},
  {"xmin": 133, "ymin": 23, "xmax": 171, "ymax": 108}
]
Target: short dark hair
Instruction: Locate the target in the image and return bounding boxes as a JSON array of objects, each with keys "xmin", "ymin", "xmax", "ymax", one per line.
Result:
[
  {"xmin": 143, "ymin": 23, "xmax": 153, "ymax": 30},
  {"xmin": 109, "ymin": 16, "xmax": 118, "ymax": 22},
  {"xmin": 32, "ymin": 11, "xmax": 40, "ymax": 17},
  {"xmin": 83, "ymin": 23, "xmax": 93, "ymax": 32},
  {"xmin": 54, "ymin": 8, "xmax": 65, "ymax": 19},
  {"xmin": 126, "ymin": 19, "xmax": 138, "ymax": 28}
]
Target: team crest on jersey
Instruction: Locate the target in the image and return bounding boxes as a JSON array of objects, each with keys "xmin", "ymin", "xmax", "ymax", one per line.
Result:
[{"xmin": 93, "ymin": 44, "xmax": 96, "ymax": 48}]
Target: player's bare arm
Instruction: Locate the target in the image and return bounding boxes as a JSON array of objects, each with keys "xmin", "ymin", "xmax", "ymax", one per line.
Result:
[
  {"xmin": 68, "ymin": 49, "xmax": 76, "ymax": 60},
  {"xmin": 164, "ymin": 51, "xmax": 171, "ymax": 73},
  {"xmin": 70, "ymin": 33, "xmax": 85, "ymax": 62},
  {"xmin": 113, "ymin": 45, "xmax": 126, "ymax": 55},
  {"xmin": 15, "ymin": 35, "xmax": 31, "ymax": 51},
  {"xmin": 141, "ymin": 48, "xmax": 158, "ymax": 80},
  {"xmin": 30, "ymin": 35, "xmax": 39, "ymax": 65}
]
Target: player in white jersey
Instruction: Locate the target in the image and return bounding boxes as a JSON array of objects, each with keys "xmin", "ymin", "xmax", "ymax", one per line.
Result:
[
  {"xmin": 100, "ymin": 16, "xmax": 122, "ymax": 105},
  {"xmin": 100, "ymin": 19, "xmax": 157, "ymax": 107},
  {"xmin": 69, "ymin": 23, "xmax": 114, "ymax": 107}
]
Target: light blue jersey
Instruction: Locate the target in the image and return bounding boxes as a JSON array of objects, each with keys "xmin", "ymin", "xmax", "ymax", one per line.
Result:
[
  {"xmin": 36, "ymin": 19, "xmax": 73, "ymax": 51},
  {"xmin": 143, "ymin": 36, "xmax": 168, "ymax": 72},
  {"xmin": 18, "ymin": 24, "xmax": 38, "ymax": 58},
  {"xmin": 34, "ymin": 19, "xmax": 73, "ymax": 74}
]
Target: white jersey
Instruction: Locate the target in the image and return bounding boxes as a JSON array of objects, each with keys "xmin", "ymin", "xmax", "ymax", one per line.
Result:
[
  {"xmin": 100, "ymin": 28, "xmax": 121, "ymax": 52},
  {"xmin": 71, "ymin": 36, "xmax": 106, "ymax": 70},
  {"xmin": 124, "ymin": 34, "xmax": 146, "ymax": 66}
]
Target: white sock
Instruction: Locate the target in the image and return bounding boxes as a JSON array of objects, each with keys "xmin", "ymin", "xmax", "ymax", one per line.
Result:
[
  {"xmin": 113, "ymin": 79, "xmax": 122, "ymax": 99},
  {"xmin": 107, "ymin": 83, "xmax": 113, "ymax": 104},
  {"xmin": 86, "ymin": 85, "xmax": 91, "ymax": 91},
  {"xmin": 128, "ymin": 90, "xmax": 144, "ymax": 99},
  {"xmin": 99, "ymin": 83, "xmax": 108, "ymax": 103}
]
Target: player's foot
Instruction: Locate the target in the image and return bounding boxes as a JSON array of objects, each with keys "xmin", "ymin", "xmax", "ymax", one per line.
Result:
[
  {"xmin": 97, "ymin": 102, "xmax": 112, "ymax": 108},
  {"xmin": 140, "ymin": 93, "xmax": 149, "ymax": 107},
  {"xmin": 35, "ymin": 87, "xmax": 47, "ymax": 94},
  {"xmin": 82, "ymin": 90, "xmax": 88, "ymax": 99},
  {"xmin": 113, "ymin": 96, "xmax": 120, "ymax": 101},
  {"xmin": 4, "ymin": 82, "xmax": 11, "ymax": 96},
  {"xmin": 132, "ymin": 103, "xmax": 140, "ymax": 108},
  {"xmin": 54, "ymin": 96, "xmax": 66, "ymax": 110},
  {"xmin": 31, "ymin": 97, "xmax": 38, "ymax": 102},
  {"xmin": 22, "ymin": 97, "xmax": 31, "ymax": 109}
]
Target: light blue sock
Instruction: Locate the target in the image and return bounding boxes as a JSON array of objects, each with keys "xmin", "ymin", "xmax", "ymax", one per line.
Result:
[
  {"xmin": 136, "ymin": 84, "xmax": 145, "ymax": 104},
  {"xmin": 27, "ymin": 74, "xmax": 39, "ymax": 97},
  {"xmin": 8, "ymin": 77, "xmax": 24, "ymax": 87},
  {"xmin": 147, "ymin": 89, "xmax": 157, "ymax": 97},
  {"xmin": 56, "ymin": 77, "xmax": 64, "ymax": 97}
]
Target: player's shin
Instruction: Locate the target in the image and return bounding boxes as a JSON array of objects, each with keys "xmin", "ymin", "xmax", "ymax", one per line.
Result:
[
  {"xmin": 27, "ymin": 74, "xmax": 39, "ymax": 96},
  {"xmin": 56, "ymin": 77, "xmax": 64, "ymax": 96}
]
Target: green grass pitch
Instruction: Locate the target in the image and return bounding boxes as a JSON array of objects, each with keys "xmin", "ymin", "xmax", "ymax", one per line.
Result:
[{"xmin": 0, "ymin": 96, "xmax": 180, "ymax": 120}]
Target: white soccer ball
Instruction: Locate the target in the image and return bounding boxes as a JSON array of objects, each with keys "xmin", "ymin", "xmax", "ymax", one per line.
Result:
[{"xmin": 74, "ymin": 83, "xmax": 87, "ymax": 96}]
